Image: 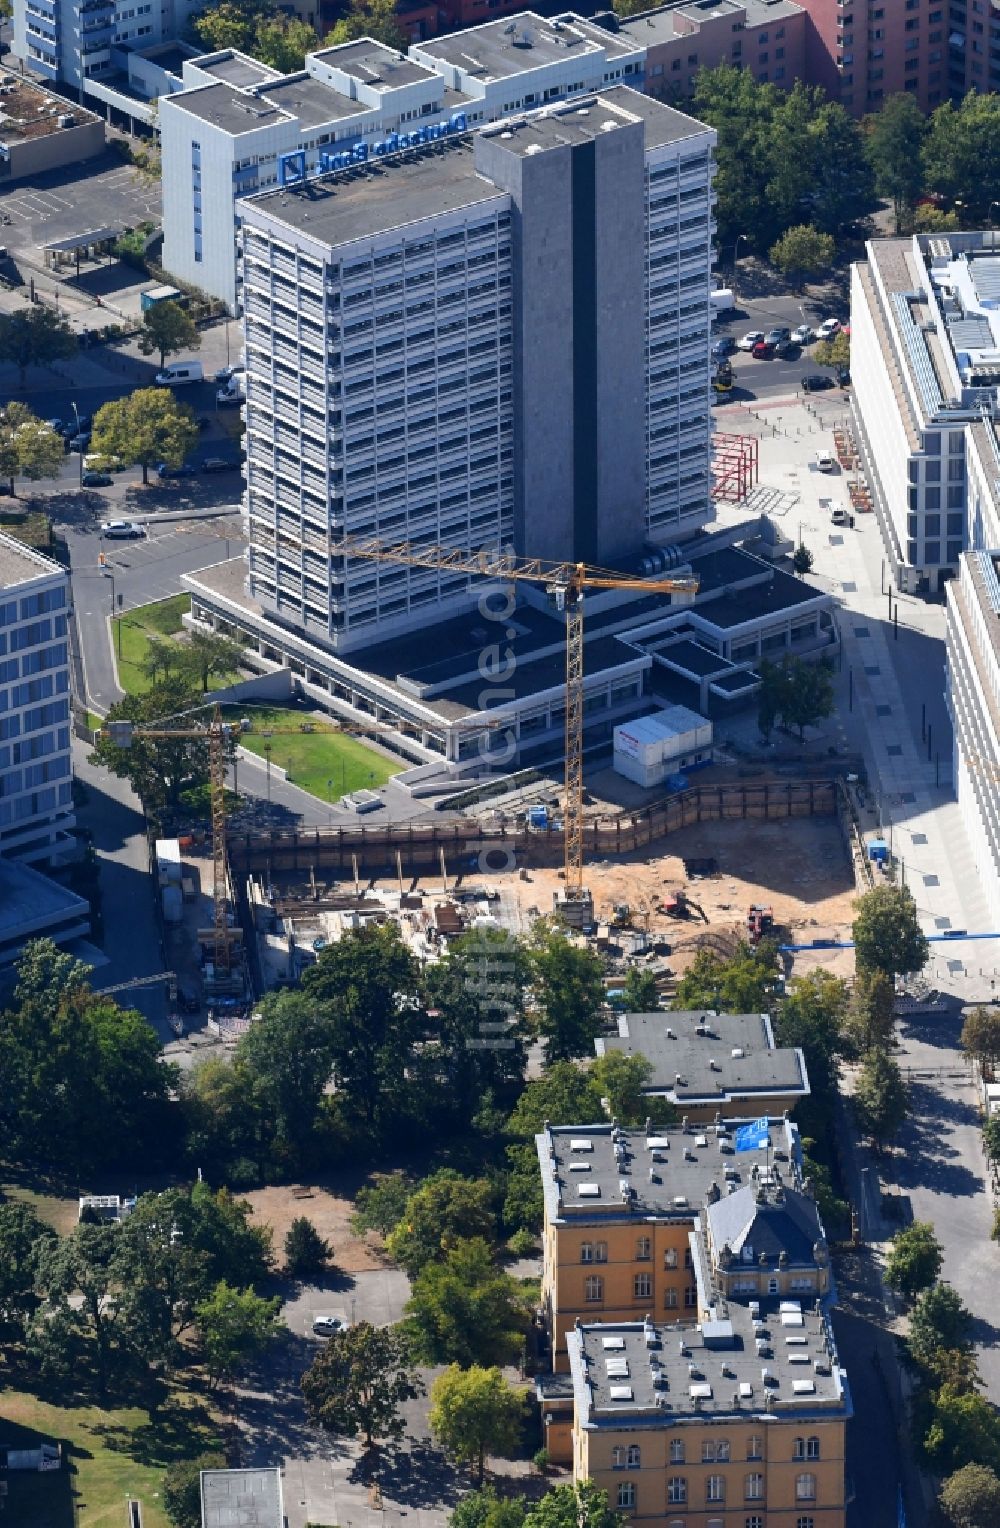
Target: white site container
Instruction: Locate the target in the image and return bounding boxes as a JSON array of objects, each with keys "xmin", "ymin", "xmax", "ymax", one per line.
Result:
[
  {"xmin": 613, "ymin": 706, "xmax": 713, "ymax": 789},
  {"xmin": 154, "ymin": 837, "xmax": 182, "ymax": 883}
]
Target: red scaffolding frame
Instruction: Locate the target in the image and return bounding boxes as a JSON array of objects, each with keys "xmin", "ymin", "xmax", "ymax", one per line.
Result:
[{"xmin": 711, "ymin": 431, "xmax": 759, "ymax": 503}]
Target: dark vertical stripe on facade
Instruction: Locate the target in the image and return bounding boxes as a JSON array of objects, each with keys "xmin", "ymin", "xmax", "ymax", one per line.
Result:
[{"xmin": 571, "ymin": 140, "xmax": 598, "ymax": 564}]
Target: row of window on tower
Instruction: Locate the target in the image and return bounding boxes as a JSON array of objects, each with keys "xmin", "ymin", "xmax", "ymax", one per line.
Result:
[{"xmin": 611, "ymin": 1436, "xmax": 822, "ymax": 1467}]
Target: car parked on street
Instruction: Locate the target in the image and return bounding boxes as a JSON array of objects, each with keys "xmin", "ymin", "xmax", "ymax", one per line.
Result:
[
  {"xmin": 752, "ymin": 338, "xmax": 775, "ymax": 359},
  {"xmin": 100, "ymin": 519, "xmax": 144, "ymax": 539},
  {"xmin": 738, "ymin": 330, "xmax": 764, "ymax": 351},
  {"xmin": 801, "ymin": 373, "xmax": 835, "ymax": 392},
  {"xmin": 791, "ymin": 324, "xmax": 814, "ymax": 346},
  {"xmin": 815, "ymin": 448, "xmax": 837, "ymax": 472},
  {"xmin": 712, "ymin": 335, "xmax": 737, "ymax": 359},
  {"xmin": 836, "ymin": 365, "xmax": 851, "ymax": 387},
  {"xmin": 312, "ymin": 1315, "xmax": 350, "ymax": 1336},
  {"xmin": 816, "ymin": 318, "xmax": 842, "ymax": 340},
  {"xmin": 200, "ymin": 457, "xmax": 235, "ymax": 473},
  {"xmin": 157, "ymin": 461, "xmax": 197, "ymax": 478},
  {"xmin": 82, "ymin": 471, "xmax": 113, "ymax": 488}
]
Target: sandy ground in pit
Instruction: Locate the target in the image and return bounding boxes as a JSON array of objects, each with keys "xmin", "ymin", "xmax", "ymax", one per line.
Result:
[{"xmin": 244, "ymin": 1180, "xmax": 388, "ymax": 1273}]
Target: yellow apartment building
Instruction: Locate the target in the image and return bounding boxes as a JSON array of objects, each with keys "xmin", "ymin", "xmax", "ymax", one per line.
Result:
[
  {"xmin": 595, "ymin": 1011, "xmax": 810, "ymax": 1124},
  {"xmin": 536, "ymin": 1118, "xmax": 830, "ymax": 1370}
]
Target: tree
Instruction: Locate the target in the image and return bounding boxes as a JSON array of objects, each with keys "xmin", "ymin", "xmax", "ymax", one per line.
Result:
[
  {"xmin": 923, "ymin": 91, "xmax": 1000, "ymax": 225},
  {"xmin": 924, "ymin": 1386, "xmax": 1000, "ymax": 1475},
  {"xmin": 622, "ymin": 965, "xmax": 660, "ymax": 1011},
  {"xmin": 138, "ymin": 300, "xmax": 200, "ymax": 371},
  {"xmin": 33, "ymin": 1221, "xmax": 128, "ymax": 1393},
  {"xmin": 524, "ymin": 1482, "xmax": 621, "ymax": 1528},
  {"xmin": 672, "ymin": 940, "xmax": 780, "ymax": 1014},
  {"xmin": 451, "ymin": 1486, "xmax": 527, "ymax": 1528},
  {"xmin": 852, "ymin": 885, "xmax": 928, "ymax": 979},
  {"xmin": 507, "ymin": 1061, "xmax": 604, "ymax": 1137},
  {"xmin": 429, "ymin": 1365, "xmax": 525, "ymax": 1485},
  {"xmin": 0, "ymin": 1200, "xmax": 55, "ymax": 1343},
  {"xmin": 0, "ymin": 306, "xmax": 76, "ymax": 387},
  {"xmin": 529, "ymin": 921, "xmax": 606, "ymax": 1062},
  {"xmin": 0, "ymin": 404, "xmax": 63, "ymax": 495},
  {"xmin": 405, "ymin": 1238, "xmax": 529, "ymax": 1368},
  {"xmin": 196, "ymin": 1279, "xmax": 281, "ymax": 1387},
  {"xmin": 913, "ymin": 203, "xmax": 961, "ymax": 233},
  {"xmin": 782, "ymin": 656, "xmax": 835, "ymax": 740},
  {"xmin": 846, "ymin": 966, "xmax": 896, "ymax": 1054},
  {"xmin": 961, "ymin": 1006, "xmax": 1000, "ymax": 1072},
  {"xmin": 775, "ymin": 970, "xmax": 849, "ymax": 1103},
  {"xmin": 909, "ymin": 1281, "xmax": 974, "ymax": 1368},
  {"xmin": 253, "ymin": 13, "xmax": 317, "ymax": 69},
  {"xmin": 853, "ymin": 1045, "xmax": 907, "ymax": 1151},
  {"xmin": 301, "ymin": 922, "xmax": 422, "ymax": 1135},
  {"xmin": 940, "ymin": 1463, "xmax": 1000, "ymax": 1528},
  {"xmin": 983, "ymin": 1114, "xmax": 1000, "ymax": 1164},
  {"xmin": 236, "ymin": 988, "xmax": 336, "ymax": 1168},
  {"xmin": 91, "ymin": 678, "xmax": 208, "ymax": 813},
  {"xmin": 181, "ymin": 630, "xmax": 243, "ymax": 694},
  {"xmin": 813, "ymin": 331, "xmax": 852, "ymax": 370},
  {"xmin": 180, "ymin": 1055, "xmax": 262, "ymax": 1179},
  {"xmin": 192, "ymin": 0, "xmax": 262, "ymax": 52},
  {"xmin": 284, "ymin": 1217, "xmax": 331, "ymax": 1279},
  {"xmin": 768, "ymin": 224, "xmax": 835, "ymax": 288},
  {"xmin": 351, "ymin": 1172, "xmax": 413, "ymax": 1239},
  {"xmin": 867, "ymin": 93, "xmax": 928, "ymax": 232},
  {"xmin": 591, "ymin": 1051, "xmax": 674, "ymax": 1129},
  {"xmin": 386, "ymin": 1170, "xmax": 497, "ymax": 1276},
  {"xmin": 792, "ymin": 543, "xmax": 814, "ymax": 575},
  {"xmin": 301, "ymin": 1322, "xmax": 423, "ymax": 1448},
  {"xmin": 323, "ymin": 0, "xmax": 405, "ymax": 48},
  {"xmin": 163, "ymin": 1451, "xmax": 227, "ymax": 1528},
  {"xmin": 503, "ymin": 1141, "xmax": 545, "ymax": 1235},
  {"xmin": 884, "ymin": 1221, "xmax": 943, "ymax": 1301},
  {"xmin": 92, "ymin": 388, "xmax": 199, "ymax": 485}
]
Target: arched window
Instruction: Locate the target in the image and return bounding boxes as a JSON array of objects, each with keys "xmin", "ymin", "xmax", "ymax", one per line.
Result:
[
  {"xmin": 793, "ymin": 1437, "xmax": 805, "ymax": 1460},
  {"xmin": 585, "ymin": 1274, "xmax": 603, "ymax": 1302},
  {"xmin": 627, "ymin": 1444, "xmax": 641, "ymax": 1469},
  {"xmin": 796, "ymin": 1473, "xmax": 817, "ymax": 1502}
]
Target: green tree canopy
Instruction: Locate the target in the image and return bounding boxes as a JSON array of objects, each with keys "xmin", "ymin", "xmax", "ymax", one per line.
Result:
[
  {"xmin": 0, "ymin": 305, "xmax": 76, "ymax": 386},
  {"xmin": 940, "ymin": 1463, "xmax": 1000, "ymax": 1528},
  {"xmin": 523, "ymin": 1482, "xmax": 622, "ymax": 1528},
  {"xmin": 405, "ymin": 1237, "xmax": 529, "ymax": 1368},
  {"xmin": 923, "ymin": 91, "xmax": 1000, "ymax": 224},
  {"xmin": 92, "ymin": 387, "xmax": 199, "ymax": 484},
  {"xmin": 846, "ymin": 966, "xmax": 896, "ymax": 1055},
  {"xmin": 301, "ymin": 1321, "xmax": 423, "ymax": 1447},
  {"xmin": 91, "ymin": 679, "xmax": 209, "ymax": 813},
  {"xmin": 179, "ymin": 1054, "xmax": 261, "ymax": 1179},
  {"xmin": 450, "ymin": 1486, "xmax": 527, "ymax": 1528},
  {"xmin": 322, "ymin": 0, "xmax": 404, "ymax": 47},
  {"xmin": 0, "ymin": 403, "xmax": 63, "ymax": 495},
  {"xmin": 672, "ymin": 940, "xmax": 780, "ymax": 1013},
  {"xmin": 528, "ymin": 920, "xmax": 606, "ymax": 1062},
  {"xmin": 284, "ymin": 1217, "xmax": 331, "ymax": 1279},
  {"xmin": 924, "ymin": 1386, "xmax": 1000, "ymax": 1476},
  {"xmin": 507, "ymin": 1061, "xmax": 605, "ymax": 1137},
  {"xmin": 884, "ymin": 1221, "xmax": 943, "ymax": 1301},
  {"xmin": 909, "ymin": 1281, "xmax": 974, "ymax": 1369},
  {"xmin": 196, "ymin": 1279, "xmax": 282, "ymax": 1387},
  {"xmin": 253, "ymin": 13, "xmax": 317, "ymax": 68},
  {"xmin": 866, "ymin": 92, "xmax": 928, "ymax": 232},
  {"xmin": 351, "ymin": 1172, "xmax": 413, "ymax": 1239},
  {"xmin": 757, "ymin": 655, "xmax": 835, "ymax": 741},
  {"xmin": 429, "ymin": 1365, "xmax": 526, "ymax": 1484},
  {"xmin": 236, "ymin": 988, "xmax": 336, "ymax": 1169},
  {"xmin": 852, "ymin": 885, "xmax": 928, "ymax": 978},
  {"xmin": 853, "ymin": 1045, "xmax": 907, "ymax": 1151},
  {"xmin": 163, "ymin": 1452, "xmax": 227, "ymax": 1528},
  {"xmin": 622, "ymin": 964, "xmax": 660, "ymax": 1011},
  {"xmin": 301, "ymin": 921, "xmax": 422, "ymax": 1135},
  {"xmin": 792, "ymin": 543, "xmax": 814, "ymax": 575},
  {"xmin": 138, "ymin": 300, "xmax": 200, "ymax": 370},
  {"xmin": 0, "ymin": 1200, "xmax": 56, "ymax": 1343},
  {"xmin": 768, "ymin": 224, "xmax": 835, "ymax": 287},
  {"xmin": 386, "ymin": 1171, "xmax": 497, "ymax": 1277},
  {"xmin": 591, "ymin": 1051, "xmax": 675, "ymax": 1129},
  {"xmin": 182, "ymin": 630, "xmax": 243, "ymax": 694},
  {"xmin": 813, "ymin": 331, "xmax": 851, "ymax": 369},
  {"xmin": 961, "ymin": 1006, "xmax": 1000, "ymax": 1070}
]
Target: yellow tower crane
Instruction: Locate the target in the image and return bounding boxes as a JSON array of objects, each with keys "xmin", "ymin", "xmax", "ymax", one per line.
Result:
[
  {"xmin": 99, "ymin": 706, "xmax": 420, "ymax": 976},
  {"xmin": 331, "ymin": 539, "xmax": 700, "ymax": 912}
]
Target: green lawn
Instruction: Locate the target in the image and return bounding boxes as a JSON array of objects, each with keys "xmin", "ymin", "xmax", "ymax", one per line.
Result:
[
  {"xmin": 112, "ymin": 593, "xmax": 192, "ymax": 696},
  {"xmin": 224, "ymin": 705, "xmax": 399, "ymax": 799},
  {"xmin": 0, "ymin": 1386, "xmax": 221, "ymax": 1528}
]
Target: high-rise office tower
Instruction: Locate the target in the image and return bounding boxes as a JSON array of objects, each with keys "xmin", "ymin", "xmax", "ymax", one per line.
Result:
[{"xmin": 238, "ymin": 85, "xmax": 716, "ymax": 655}]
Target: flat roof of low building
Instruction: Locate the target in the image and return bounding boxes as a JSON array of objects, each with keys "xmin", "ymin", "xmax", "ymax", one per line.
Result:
[
  {"xmin": 0, "ymin": 533, "xmax": 64, "ymax": 589},
  {"xmin": 192, "ymin": 49, "xmax": 283, "ymax": 87},
  {"xmin": 260, "ymin": 74, "xmax": 361, "ymax": 126},
  {"xmin": 166, "ymin": 80, "xmax": 289, "ymax": 132},
  {"xmin": 568, "ymin": 1304, "xmax": 849, "ymax": 1425},
  {"xmin": 417, "ymin": 12, "xmax": 605, "ymax": 77},
  {"xmin": 0, "ymin": 77, "xmax": 100, "ymax": 142},
  {"xmin": 619, "ymin": 0, "xmax": 801, "ymax": 46},
  {"xmin": 0, "ymin": 858, "xmax": 88, "ymax": 961},
  {"xmin": 313, "ymin": 38, "xmax": 437, "ymax": 88},
  {"xmin": 536, "ymin": 1118, "xmax": 801, "ymax": 1224},
  {"xmin": 201, "ymin": 1467, "xmax": 283, "ymax": 1528},
  {"xmin": 597, "ymin": 1010, "xmax": 809, "ymax": 1106},
  {"xmin": 246, "ymin": 136, "xmax": 503, "ymax": 246}
]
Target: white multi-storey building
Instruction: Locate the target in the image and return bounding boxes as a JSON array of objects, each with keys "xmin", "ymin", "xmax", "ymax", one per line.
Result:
[
  {"xmin": 235, "ymin": 86, "xmax": 715, "ymax": 655},
  {"xmin": 851, "ymin": 232, "xmax": 1000, "ymax": 595},
  {"xmin": 0, "ymin": 535, "xmax": 74, "ymax": 864},
  {"xmin": 159, "ymin": 16, "xmax": 646, "ymax": 309}
]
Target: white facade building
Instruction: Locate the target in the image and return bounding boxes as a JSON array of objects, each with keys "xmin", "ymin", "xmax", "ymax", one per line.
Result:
[
  {"xmin": 159, "ymin": 15, "xmax": 646, "ymax": 309},
  {"xmin": 0, "ymin": 535, "xmax": 74, "ymax": 865},
  {"xmin": 851, "ymin": 232, "xmax": 1000, "ymax": 595},
  {"xmin": 235, "ymin": 86, "xmax": 715, "ymax": 655}
]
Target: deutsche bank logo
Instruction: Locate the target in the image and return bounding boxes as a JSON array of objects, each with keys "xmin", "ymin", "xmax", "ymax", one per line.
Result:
[{"xmin": 278, "ymin": 113, "xmax": 468, "ymax": 189}]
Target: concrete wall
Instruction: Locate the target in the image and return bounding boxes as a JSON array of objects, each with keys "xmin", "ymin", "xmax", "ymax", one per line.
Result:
[{"xmin": 2, "ymin": 118, "xmax": 104, "ymax": 181}]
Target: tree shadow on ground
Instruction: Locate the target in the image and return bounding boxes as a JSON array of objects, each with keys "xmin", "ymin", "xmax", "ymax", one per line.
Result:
[
  {"xmin": 351, "ymin": 1439, "xmax": 465, "ymax": 1510},
  {"xmin": 237, "ymin": 1328, "xmax": 351, "ymax": 1468}
]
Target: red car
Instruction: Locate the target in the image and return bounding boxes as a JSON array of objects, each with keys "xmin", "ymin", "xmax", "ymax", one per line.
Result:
[{"xmin": 752, "ymin": 338, "xmax": 775, "ymax": 359}]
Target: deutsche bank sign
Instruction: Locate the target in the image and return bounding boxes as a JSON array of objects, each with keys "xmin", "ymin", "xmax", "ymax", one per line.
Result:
[{"xmin": 278, "ymin": 113, "xmax": 468, "ymax": 189}]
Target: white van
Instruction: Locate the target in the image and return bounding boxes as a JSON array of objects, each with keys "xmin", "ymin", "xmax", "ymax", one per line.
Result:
[{"xmin": 155, "ymin": 361, "xmax": 204, "ymax": 386}]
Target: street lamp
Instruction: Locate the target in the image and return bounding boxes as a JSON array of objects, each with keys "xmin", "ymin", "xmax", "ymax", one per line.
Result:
[
  {"xmin": 733, "ymin": 233, "xmax": 750, "ymax": 300},
  {"xmin": 71, "ymin": 399, "xmax": 82, "ymax": 487}
]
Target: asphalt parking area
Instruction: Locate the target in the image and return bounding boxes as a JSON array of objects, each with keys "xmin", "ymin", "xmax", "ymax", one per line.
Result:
[{"xmin": 0, "ymin": 151, "xmax": 161, "ymax": 255}]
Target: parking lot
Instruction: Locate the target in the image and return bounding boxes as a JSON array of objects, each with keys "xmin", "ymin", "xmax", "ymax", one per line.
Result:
[{"xmin": 0, "ymin": 150, "xmax": 161, "ymax": 260}]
